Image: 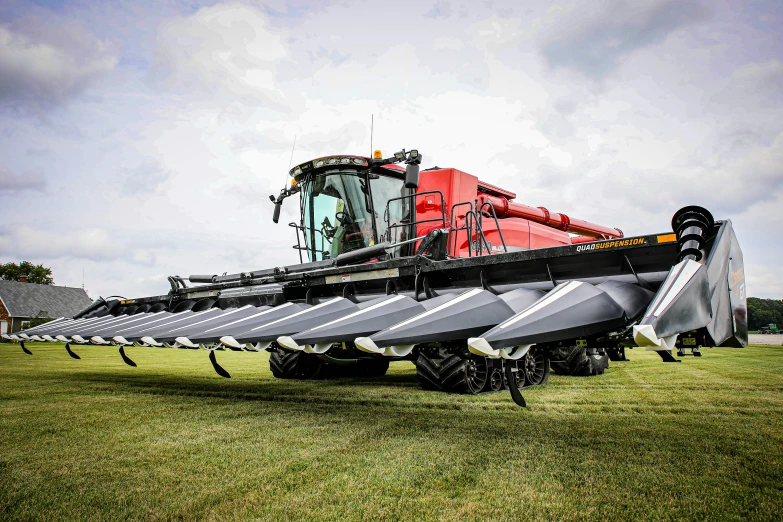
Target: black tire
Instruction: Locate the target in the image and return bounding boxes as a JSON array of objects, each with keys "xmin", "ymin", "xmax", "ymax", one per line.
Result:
[
  {"xmin": 550, "ymin": 347, "xmax": 609, "ymax": 376},
  {"xmin": 415, "ymin": 352, "xmax": 488, "ymax": 394},
  {"xmin": 415, "ymin": 353, "xmax": 442, "ymax": 390},
  {"xmin": 269, "ymin": 350, "xmax": 324, "ymax": 379}
]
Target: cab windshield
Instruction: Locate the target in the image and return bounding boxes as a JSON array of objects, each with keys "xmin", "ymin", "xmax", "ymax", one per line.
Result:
[{"xmin": 300, "ymin": 171, "xmax": 406, "ymax": 261}]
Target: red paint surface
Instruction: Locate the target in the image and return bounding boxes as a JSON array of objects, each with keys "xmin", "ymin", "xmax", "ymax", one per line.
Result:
[{"xmin": 412, "ymin": 168, "xmax": 619, "ymax": 258}]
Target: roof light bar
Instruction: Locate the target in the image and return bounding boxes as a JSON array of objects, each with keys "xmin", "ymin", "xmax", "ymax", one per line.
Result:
[{"xmin": 289, "ymin": 156, "xmax": 370, "ymax": 177}]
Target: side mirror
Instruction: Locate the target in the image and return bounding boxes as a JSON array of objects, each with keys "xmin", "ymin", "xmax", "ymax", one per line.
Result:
[
  {"xmin": 272, "ymin": 201, "xmax": 282, "ymax": 223},
  {"xmin": 405, "ymin": 163, "xmax": 420, "ymax": 189}
]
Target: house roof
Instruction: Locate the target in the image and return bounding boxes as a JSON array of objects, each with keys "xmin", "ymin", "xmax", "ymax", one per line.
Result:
[{"xmin": 0, "ymin": 280, "xmax": 93, "ymax": 319}]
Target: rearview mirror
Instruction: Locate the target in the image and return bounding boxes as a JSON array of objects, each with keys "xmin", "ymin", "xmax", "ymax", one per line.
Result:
[
  {"xmin": 405, "ymin": 163, "xmax": 420, "ymax": 189},
  {"xmin": 272, "ymin": 201, "xmax": 282, "ymax": 223}
]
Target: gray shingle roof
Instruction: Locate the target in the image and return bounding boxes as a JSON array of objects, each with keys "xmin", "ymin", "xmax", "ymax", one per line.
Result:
[{"xmin": 0, "ymin": 280, "xmax": 93, "ymax": 319}]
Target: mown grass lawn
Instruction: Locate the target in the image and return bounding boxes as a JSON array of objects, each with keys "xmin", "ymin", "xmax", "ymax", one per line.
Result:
[{"xmin": 1, "ymin": 342, "xmax": 781, "ymax": 521}]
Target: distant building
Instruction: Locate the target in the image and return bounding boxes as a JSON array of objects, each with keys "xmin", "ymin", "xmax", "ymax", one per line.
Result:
[{"xmin": 0, "ymin": 279, "xmax": 93, "ymax": 335}]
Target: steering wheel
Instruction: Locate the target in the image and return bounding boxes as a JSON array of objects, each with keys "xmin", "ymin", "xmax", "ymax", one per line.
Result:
[{"xmin": 335, "ymin": 211, "xmax": 355, "ymax": 225}]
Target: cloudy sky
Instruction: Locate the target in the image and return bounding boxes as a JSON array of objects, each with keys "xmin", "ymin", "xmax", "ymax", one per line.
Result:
[{"xmin": 0, "ymin": 0, "xmax": 781, "ymax": 300}]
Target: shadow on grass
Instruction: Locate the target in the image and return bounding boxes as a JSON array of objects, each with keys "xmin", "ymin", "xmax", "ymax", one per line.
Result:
[{"xmin": 60, "ymin": 369, "xmax": 486, "ymax": 411}]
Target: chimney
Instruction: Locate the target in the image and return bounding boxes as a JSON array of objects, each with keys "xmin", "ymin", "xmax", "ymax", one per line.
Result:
[{"xmin": 19, "ymin": 274, "xmax": 28, "ymax": 283}]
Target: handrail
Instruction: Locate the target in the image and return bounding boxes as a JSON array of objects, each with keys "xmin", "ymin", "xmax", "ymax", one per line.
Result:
[
  {"xmin": 478, "ymin": 201, "xmax": 508, "ymax": 253},
  {"xmin": 450, "ymin": 201, "xmax": 474, "ymax": 257},
  {"xmin": 384, "ymin": 190, "xmax": 448, "ymax": 255},
  {"xmin": 289, "ymin": 222, "xmax": 332, "ymax": 262}
]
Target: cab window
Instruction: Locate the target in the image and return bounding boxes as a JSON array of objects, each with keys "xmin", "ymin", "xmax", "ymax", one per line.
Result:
[
  {"xmin": 302, "ymin": 173, "xmax": 374, "ymax": 261},
  {"xmin": 370, "ymin": 174, "xmax": 407, "ymax": 243}
]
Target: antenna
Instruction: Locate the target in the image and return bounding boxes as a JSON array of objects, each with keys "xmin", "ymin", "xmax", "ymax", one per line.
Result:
[
  {"xmin": 82, "ymin": 268, "xmax": 84, "ymax": 289},
  {"xmin": 271, "ymin": 135, "xmax": 297, "ymax": 225},
  {"xmin": 370, "ymin": 114, "xmax": 374, "ymax": 156},
  {"xmin": 285, "ymin": 135, "xmax": 297, "ymax": 188}
]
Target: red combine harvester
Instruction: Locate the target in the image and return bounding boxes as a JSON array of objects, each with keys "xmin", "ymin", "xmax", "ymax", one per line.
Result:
[{"xmin": 9, "ymin": 148, "xmax": 747, "ymax": 406}]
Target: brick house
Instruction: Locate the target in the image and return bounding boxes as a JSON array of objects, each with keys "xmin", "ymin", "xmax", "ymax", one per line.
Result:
[{"xmin": 0, "ymin": 279, "xmax": 93, "ymax": 335}]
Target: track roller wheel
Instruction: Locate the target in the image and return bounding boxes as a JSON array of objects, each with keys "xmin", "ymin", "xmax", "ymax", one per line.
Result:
[
  {"xmin": 462, "ymin": 357, "xmax": 489, "ymax": 394},
  {"xmin": 269, "ymin": 350, "xmax": 324, "ymax": 379},
  {"xmin": 521, "ymin": 348, "xmax": 550, "ymax": 387},
  {"xmin": 489, "ymin": 368, "xmax": 504, "ymax": 391}
]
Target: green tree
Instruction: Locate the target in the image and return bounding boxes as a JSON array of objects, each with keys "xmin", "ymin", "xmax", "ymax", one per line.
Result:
[
  {"xmin": 27, "ymin": 317, "xmax": 55, "ymax": 329},
  {"xmin": 747, "ymin": 297, "xmax": 783, "ymax": 331},
  {"xmin": 0, "ymin": 261, "xmax": 54, "ymax": 285}
]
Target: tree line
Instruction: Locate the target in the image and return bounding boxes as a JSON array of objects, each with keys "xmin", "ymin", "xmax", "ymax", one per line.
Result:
[
  {"xmin": 0, "ymin": 261, "xmax": 54, "ymax": 285},
  {"xmin": 747, "ymin": 297, "xmax": 783, "ymax": 331}
]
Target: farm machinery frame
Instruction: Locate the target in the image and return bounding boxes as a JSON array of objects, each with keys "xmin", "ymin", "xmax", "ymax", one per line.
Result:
[{"xmin": 6, "ymin": 148, "xmax": 748, "ymax": 407}]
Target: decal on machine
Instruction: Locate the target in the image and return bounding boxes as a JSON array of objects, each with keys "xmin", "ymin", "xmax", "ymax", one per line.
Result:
[
  {"xmin": 575, "ymin": 237, "xmax": 646, "ymax": 253},
  {"xmin": 325, "ymin": 268, "xmax": 399, "ymax": 284},
  {"xmin": 729, "ymin": 266, "xmax": 745, "ymax": 289},
  {"xmin": 187, "ymin": 290, "xmax": 219, "ymax": 299}
]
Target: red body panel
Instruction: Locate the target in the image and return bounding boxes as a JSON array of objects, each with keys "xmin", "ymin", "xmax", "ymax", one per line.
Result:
[{"xmin": 414, "ymin": 168, "xmax": 573, "ymax": 257}]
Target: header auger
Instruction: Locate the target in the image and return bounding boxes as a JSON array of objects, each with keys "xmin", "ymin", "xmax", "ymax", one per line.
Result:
[{"xmin": 3, "ymin": 148, "xmax": 748, "ymax": 407}]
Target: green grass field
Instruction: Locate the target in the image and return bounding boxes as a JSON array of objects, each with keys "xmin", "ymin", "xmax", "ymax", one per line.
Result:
[{"xmin": 1, "ymin": 342, "xmax": 781, "ymax": 521}]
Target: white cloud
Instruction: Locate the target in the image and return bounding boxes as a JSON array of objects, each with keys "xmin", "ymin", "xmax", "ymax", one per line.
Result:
[
  {"xmin": 468, "ymin": 15, "xmax": 523, "ymax": 51},
  {"xmin": 539, "ymin": 0, "xmax": 706, "ymax": 79},
  {"xmin": 0, "ymin": 19, "xmax": 117, "ymax": 108},
  {"xmin": 0, "ymin": 226, "xmax": 127, "ymax": 261},
  {"xmin": 0, "ymin": 165, "xmax": 45, "ymax": 193},
  {"xmin": 433, "ymin": 37, "xmax": 464, "ymax": 50},
  {"xmin": 154, "ymin": 3, "xmax": 291, "ymax": 111}
]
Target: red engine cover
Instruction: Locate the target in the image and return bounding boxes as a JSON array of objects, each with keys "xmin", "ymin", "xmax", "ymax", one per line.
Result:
[{"xmin": 415, "ymin": 168, "xmax": 572, "ymax": 257}]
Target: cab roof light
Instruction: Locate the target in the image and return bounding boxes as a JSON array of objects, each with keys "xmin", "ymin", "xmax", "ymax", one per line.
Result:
[{"xmin": 373, "ymin": 150, "xmax": 383, "ymax": 159}]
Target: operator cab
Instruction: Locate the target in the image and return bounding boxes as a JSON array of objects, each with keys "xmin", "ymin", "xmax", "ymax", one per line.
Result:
[{"xmin": 278, "ymin": 155, "xmax": 413, "ymax": 262}]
